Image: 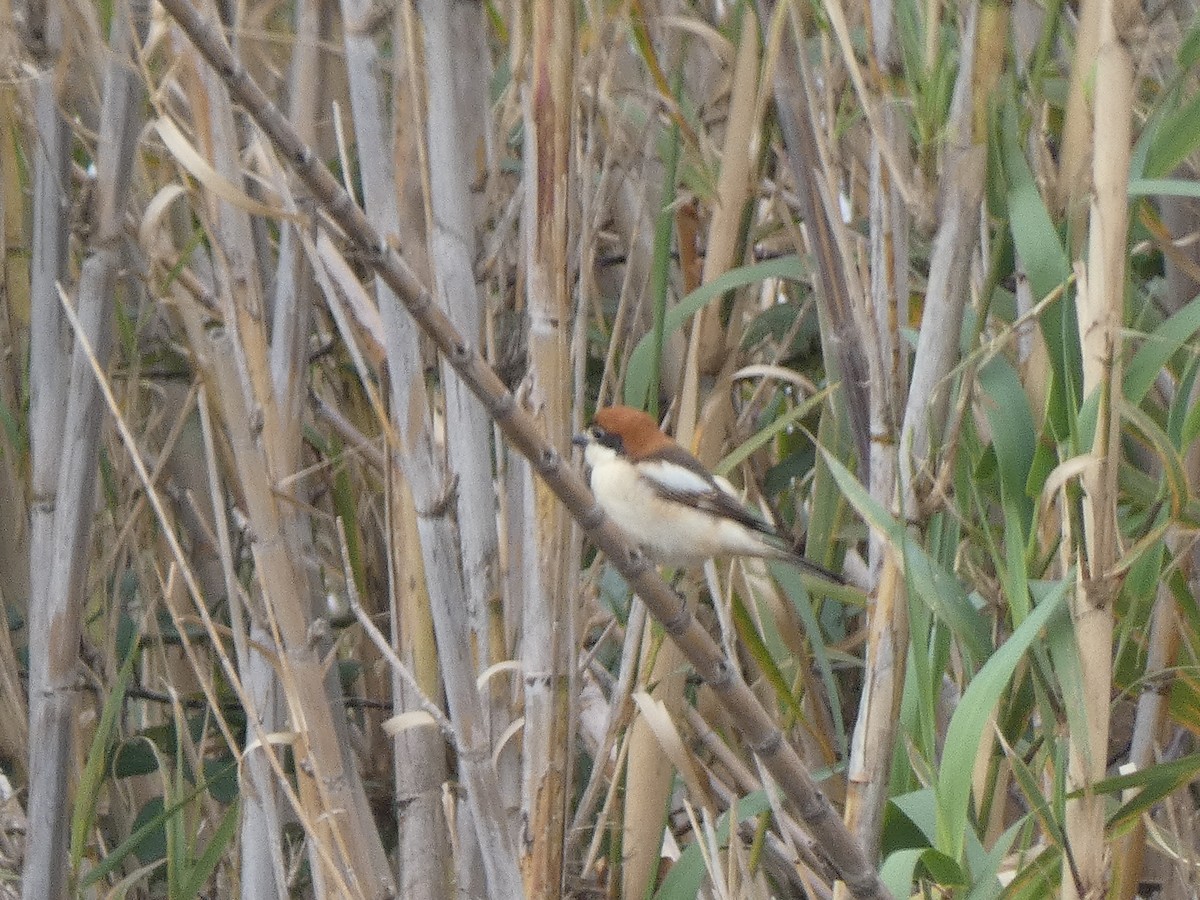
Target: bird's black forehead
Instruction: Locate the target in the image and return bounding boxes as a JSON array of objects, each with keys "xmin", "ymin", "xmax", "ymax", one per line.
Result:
[{"xmin": 591, "ymin": 425, "xmax": 624, "ymax": 452}]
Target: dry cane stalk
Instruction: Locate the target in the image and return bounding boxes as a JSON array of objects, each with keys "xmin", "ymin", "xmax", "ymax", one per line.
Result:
[
  {"xmin": 1064, "ymin": 0, "xmax": 1135, "ymax": 896},
  {"xmin": 517, "ymin": 2, "xmax": 579, "ymax": 897}
]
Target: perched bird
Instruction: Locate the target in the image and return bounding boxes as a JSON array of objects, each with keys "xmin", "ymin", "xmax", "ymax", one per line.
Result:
[{"xmin": 573, "ymin": 405, "xmax": 842, "ymax": 582}]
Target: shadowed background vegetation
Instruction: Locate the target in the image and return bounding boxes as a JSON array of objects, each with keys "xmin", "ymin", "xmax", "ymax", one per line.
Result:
[{"xmin": 2, "ymin": 0, "xmax": 1200, "ymax": 897}]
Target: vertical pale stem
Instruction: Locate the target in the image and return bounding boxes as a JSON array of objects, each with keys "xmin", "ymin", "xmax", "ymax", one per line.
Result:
[
  {"xmin": 519, "ymin": 1, "xmax": 576, "ymax": 895},
  {"xmin": 1064, "ymin": 1, "xmax": 1132, "ymax": 896},
  {"xmin": 22, "ymin": 52, "xmax": 76, "ymax": 900},
  {"xmin": 417, "ymin": 0, "xmax": 500, "ymax": 656},
  {"xmin": 844, "ymin": 0, "xmax": 911, "ymax": 865},
  {"xmin": 408, "ymin": 0, "xmax": 508, "ymax": 886},
  {"xmin": 755, "ymin": 0, "xmax": 871, "ymax": 472},
  {"xmin": 416, "ymin": 0, "xmax": 511, "ymax": 822},
  {"xmin": 389, "ymin": 474, "xmax": 454, "ymax": 900},
  {"xmin": 865, "ymin": 0, "xmax": 909, "ymax": 575},
  {"xmin": 25, "ymin": 2, "xmax": 147, "ymax": 894},
  {"xmin": 1111, "ymin": 569, "xmax": 1179, "ymax": 899}
]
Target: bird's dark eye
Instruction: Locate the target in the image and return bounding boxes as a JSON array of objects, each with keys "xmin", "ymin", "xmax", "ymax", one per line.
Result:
[{"xmin": 593, "ymin": 427, "xmax": 623, "ymax": 452}]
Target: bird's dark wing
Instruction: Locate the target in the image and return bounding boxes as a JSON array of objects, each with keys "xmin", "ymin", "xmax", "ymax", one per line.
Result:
[
  {"xmin": 636, "ymin": 447, "xmax": 776, "ymax": 536},
  {"xmin": 639, "ymin": 446, "xmax": 846, "ymax": 584}
]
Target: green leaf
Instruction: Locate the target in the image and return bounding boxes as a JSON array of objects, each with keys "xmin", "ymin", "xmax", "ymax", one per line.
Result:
[
  {"xmin": 1123, "ymin": 290, "xmax": 1200, "ymax": 405},
  {"xmin": 79, "ymin": 758, "xmax": 239, "ymax": 889},
  {"xmin": 978, "ymin": 357, "xmax": 1036, "ymax": 531},
  {"xmin": 1003, "ymin": 731, "xmax": 1066, "ymax": 847},
  {"xmin": 935, "ymin": 576, "xmax": 1071, "ymax": 861},
  {"xmin": 881, "ymin": 847, "xmax": 966, "ymax": 895},
  {"xmin": 891, "ymin": 788, "xmax": 940, "ymax": 845},
  {"xmin": 623, "ymin": 255, "xmax": 809, "ymax": 409},
  {"xmin": 714, "ymin": 386, "xmax": 833, "ymax": 476},
  {"xmin": 1002, "ymin": 508, "xmax": 1032, "ymax": 624},
  {"xmin": 731, "ymin": 593, "xmax": 805, "ymax": 722},
  {"xmin": 1120, "ymin": 400, "xmax": 1188, "ymax": 519},
  {"xmin": 996, "ymin": 845, "xmax": 1061, "ymax": 899},
  {"xmin": 1128, "ymin": 177, "xmax": 1200, "ymax": 199},
  {"xmin": 652, "ymin": 792, "xmax": 772, "ymax": 900},
  {"xmin": 962, "ymin": 818, "xmax": 1027, "ymax": 900},
  {"xmin": 804, "ymin": 412, "xmax": 853, "ymax": 579},
  {"xmin": 1001, "ymin": 105, "xmax": 1069, "ymax": 303},
  {"xmin": 71, "ymin": 638, "xmax": 140, "ymax": 876},
  {"xmin": 816, "ymin": 443, "xmax": 991, "ymax": 664},
  {"xmin": 1000, "ymin": 98, "xmax": 1079, "ymax": 439},
  {"xmin": 177, "ymin": 799, "xmax": 240, "ymax": 899},
  {"xmin": 1181, "ymin": 11, "xmax": 1200, "ymax": 68},
  {"xmin": 1085, "ymin": 752, "xmax": 1200, "ymax": 833},
  {"xmin": 1142, "ymin": 90, "xmax": 1200, "ymax": 179},
  {"xmin": 770, "ymin": 561, "xmax": 847, "ymax": 754}
]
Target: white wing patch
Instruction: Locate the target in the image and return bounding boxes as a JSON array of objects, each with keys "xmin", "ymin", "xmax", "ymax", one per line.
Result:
[{"xmin": 637, "ymin": 459, "xmax": 714, "ymax": 497}]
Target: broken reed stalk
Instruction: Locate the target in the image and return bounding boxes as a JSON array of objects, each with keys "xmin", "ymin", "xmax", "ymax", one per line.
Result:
[{"xmin": 154, "ymin": 2, "xmax": 891, "ymax": 896}]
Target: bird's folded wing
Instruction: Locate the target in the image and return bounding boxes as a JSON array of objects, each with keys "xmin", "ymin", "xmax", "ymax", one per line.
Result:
[{"xmin": 637, "ymin": 452, "xmax": 776, "ymax": 536}]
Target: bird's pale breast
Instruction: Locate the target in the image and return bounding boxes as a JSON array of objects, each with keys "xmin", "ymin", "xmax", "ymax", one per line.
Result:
[{"xmin": 589, "ymin": 455, "xmax": 765, "ymax": 567}]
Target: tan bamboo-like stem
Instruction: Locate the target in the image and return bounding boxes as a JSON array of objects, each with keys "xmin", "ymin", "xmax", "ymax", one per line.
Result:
[
  {"xmin": 1111, "ymin": 564, "xmax": 1180, "ymax": 899},
  {"xmin": 233, "ymin": 4, "xmax": 323, "ymax": 892},
  {"xmin": 333, "ymin": 1, "xmax": 466, "ymax": 891},
  {"xmin": 863, "ymin": 0, "xmax": 915, "ymax": 575},
  {"xmin": 387, "ymin": 473, "xmax": 454, "ymax": 900},
  {"xmin": 155, "ymin": 2, "xmax": 891, "ymax": 894},
  {"xmin": 226, "ymin": 7, "xmax": 324, "ymax": 897},
  {"xmin": 694, "ymin": 6, "xmax": 762, "ymax": 372},
  {"xmin": 417, "ymin": 2, "xmax": 522, "ymax": 863},
  {"xmin": 519, "ymin": 2, "xmax": 577, "ymax": 895},
  {"xmin": 841, "ymin": 0, "xmax": 910, "ymax": 869},
  {"xmin": 337, "ymin": 1, "xmax": 523, "ymax": 892},
  {"xmin": 621, "ymin": 620, "xmax": 689, "ymax": 899},
  {"xmin": 198, "ymin": 325, "xmax": 393, "ymax": 897},
  {"xmin": 1064, "ymin": 1, "xmax": 1134, "ymax": 896}
]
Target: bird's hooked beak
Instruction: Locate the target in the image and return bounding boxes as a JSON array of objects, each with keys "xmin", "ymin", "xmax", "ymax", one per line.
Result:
[{"xmin": 571, "ymin": 431, "xmax": 591, "ymax": 449}]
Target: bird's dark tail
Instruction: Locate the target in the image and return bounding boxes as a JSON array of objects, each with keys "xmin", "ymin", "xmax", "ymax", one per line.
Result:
[{"xmin": 782, "ymin": 547, "xmax": 845, "ymax": 585}]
